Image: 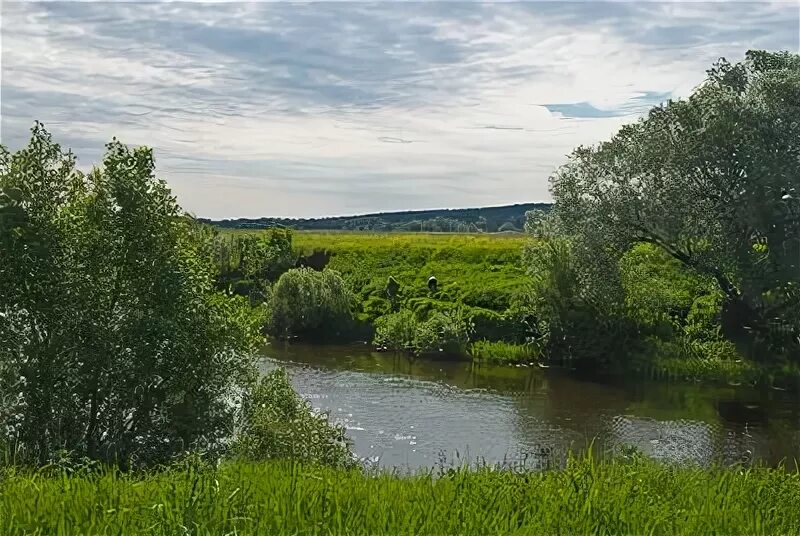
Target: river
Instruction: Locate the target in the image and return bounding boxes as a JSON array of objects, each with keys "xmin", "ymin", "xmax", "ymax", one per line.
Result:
[{"xmin": 260, "ymin": 343, "xmax": 800, "ymax": 470}]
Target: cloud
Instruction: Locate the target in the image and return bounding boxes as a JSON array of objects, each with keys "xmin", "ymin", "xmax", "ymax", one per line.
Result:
[{"xmin": 1, "ymin": 1, "xmax": 798, "ymax": 218}]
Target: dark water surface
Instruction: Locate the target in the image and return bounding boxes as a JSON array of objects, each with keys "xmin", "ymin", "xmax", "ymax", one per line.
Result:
[{"xmin": 260, "ymin": 343, "xmax": 800, "ymax": 470}]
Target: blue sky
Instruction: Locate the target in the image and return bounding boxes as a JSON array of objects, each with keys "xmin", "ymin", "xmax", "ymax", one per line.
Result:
[{"xmin": 1, "ymin": 1, "xmax": 797, "ymax": 218}]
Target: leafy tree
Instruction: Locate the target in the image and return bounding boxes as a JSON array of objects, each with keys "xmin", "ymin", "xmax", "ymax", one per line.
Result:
[
  {"xmin": 0, "ymin": 124, "xmax": 265, "ymax": 466},
  {"xmin": 239, "ymin": 227, "xmax": 294, "ymax": 282},
  {"xmin": 551, "ymin": 51, "xmax": 800, "ymax": 361},
  {"xmin": 268, "ymin": 268, "xmax": 353, "ymax": 339}
]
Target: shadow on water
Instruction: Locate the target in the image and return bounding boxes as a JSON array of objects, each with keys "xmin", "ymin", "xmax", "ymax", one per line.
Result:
[{"xmin": 260, "ymin": 342, "xmax": 800, "ymax": 470}]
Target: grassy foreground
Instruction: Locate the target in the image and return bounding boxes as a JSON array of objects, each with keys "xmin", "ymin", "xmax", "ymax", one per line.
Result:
[{"xmin": 3, "ymin": 457, "xmax": 800, "ymax": 535}]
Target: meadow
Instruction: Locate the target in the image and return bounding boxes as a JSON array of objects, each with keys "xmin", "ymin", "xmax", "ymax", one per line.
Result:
[
  {"xmin": 3, "ymin": 456, "xmax": 799, "ymax": 535},
  {"xmin": 220, "ymin": 230, "xmax": 538, "ymax": 362},
  {"xmin": 291, "ymin": 231, "xmax": 530, "ymax": 319}
]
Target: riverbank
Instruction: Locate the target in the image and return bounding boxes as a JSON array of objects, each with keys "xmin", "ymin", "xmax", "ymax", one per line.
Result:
[
  {"xmin": 217, "ymin": 229, "xmax": 795, "ymax": 385},
  {"xmin": 3, "ymin": 457, "xmax": 799, "ymax": 535}
]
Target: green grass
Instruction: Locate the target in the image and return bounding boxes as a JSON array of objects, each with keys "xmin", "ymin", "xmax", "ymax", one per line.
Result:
[
  {"xmin": 294, "ymin": 232, "xmax": 529, "ymax": 309},
  {"xmin": 469, "ymin": 340, "xmax": 541, "ymax": 364},
  {"xmin": 3, "ymin": 457, "xmax": 800, "ymax": 535},
  {"xmin": 223, "ymin": 230, "xmax": 530, "ymax": 325}
]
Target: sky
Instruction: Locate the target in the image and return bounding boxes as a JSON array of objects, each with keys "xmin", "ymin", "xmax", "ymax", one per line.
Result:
[{"xmin": 1, "ymin": 1, "xmax": 798, "ymax": 219}]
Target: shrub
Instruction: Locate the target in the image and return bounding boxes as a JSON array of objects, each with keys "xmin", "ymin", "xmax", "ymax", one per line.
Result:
[
  {"xmin": 232, "ymin": 369, "xmax": 354, "ymax": 468},
  {"xmin": 469, "ymin": 340, "xmax": 541, "ymax": 364},
  {"xmin": 526, "ymin": 238, "xmax": 641, "ymax": 368},
  {"xmin": 268, "ymin": 268, "xmax": 353, "ymax": 340},
  {"xmin": 470, "ymin": 308, "xmax": 524, "ymax": 342},
  {"xmin": 373, "ymin": 310, "xmax": 418, "ymax": 352},
  {"xmin": 415, "ymin": 309, "xmax": 473, "ymax": 356}
]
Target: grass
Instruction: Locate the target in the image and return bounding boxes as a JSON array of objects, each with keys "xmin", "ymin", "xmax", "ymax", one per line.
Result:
[
  {"xmin": 223, "ymin": 230, "xmax": 530, "ymax": 325},
  {"xmin": 469, "ymin": 339, "xmax": 541, "ymax": 364},
  {"xmin": 293, "ymin": 232, "xmax": 529, "ymax": 311},
  {"xmin": 2, "ymin": 456, "xmax": 800, "ymax": 535}
]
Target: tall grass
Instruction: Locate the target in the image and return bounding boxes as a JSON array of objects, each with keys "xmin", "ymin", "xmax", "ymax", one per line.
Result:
[
  {"xmin": 2, "ymin": 456, "xmax": 799, "ymax": 535},
  {"xmin": 469, "ymin": 340, "xmax": 541, "ymax": 364}
]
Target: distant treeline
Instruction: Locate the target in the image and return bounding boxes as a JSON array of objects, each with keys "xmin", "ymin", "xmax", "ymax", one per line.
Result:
[{"xmin": 198, "ymin": 202, "xmax": 552, "ymax": 232}]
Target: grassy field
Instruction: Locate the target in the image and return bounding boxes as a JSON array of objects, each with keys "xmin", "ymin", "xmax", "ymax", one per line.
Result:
[
  {"xmin": 293, "ymin": 232, "xmax": 529, "ymax": 306},
  {"xmin": 290, "ymin": 232, "xmax": 531, "ymax": 330},
  {"xmin": 3, "ymin": 457, "xmax": 800, "ymax": 535}
]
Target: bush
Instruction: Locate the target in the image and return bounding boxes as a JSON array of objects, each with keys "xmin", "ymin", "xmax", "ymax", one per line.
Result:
[
  {"xmin": 373, "ymin": 308, "xmax": 473, "ymax": 357},
  {"xmin": 374, "ymin": 310, "xmax": 418, "ymax": 352},
  {"xmin": 526, "ymin": 238, "xmax": 641, "ymax": 368},
  {"xmin": 268, "ymin": 268, "xmax": 353, "ymax": 340},
  {"xmin": 415, "ymin": 309, "xmax": 473, "ymax": 356},
  {"xmin": 232, "ymin": 369, "xmax": 354, "ymax": 468},
  {"xmin": 470, "ymin": 308, "xmax": 524, "ymax": 342},
  {"xmin": 469, "ymin": 340, "xmax": 541, "ymax": 364}
]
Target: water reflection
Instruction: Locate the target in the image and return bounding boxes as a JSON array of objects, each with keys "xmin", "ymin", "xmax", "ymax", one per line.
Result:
[{"xmin": 260, "ymin": 343, "xmax": 800, "ymax": 470}]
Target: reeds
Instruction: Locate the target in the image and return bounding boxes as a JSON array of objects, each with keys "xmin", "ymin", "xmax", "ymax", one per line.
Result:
[{"xmin": 469, "ymin": 340, "xmax": 541, "ymax": 364}]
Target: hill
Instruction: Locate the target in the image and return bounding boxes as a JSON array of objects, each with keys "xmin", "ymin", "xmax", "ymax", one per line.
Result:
[{"xmin": 199, "ymin": 202, "xmax": 551, "ymax": 232}]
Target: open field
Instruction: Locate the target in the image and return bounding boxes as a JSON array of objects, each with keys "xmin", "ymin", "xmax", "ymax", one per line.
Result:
[
  {"xmin": 3, "ymin": 457, "xmax": 799, "ymax": 535},
  {"xmin": 287, "ymin": 231, "xmax": 531, "ymax": 327}
]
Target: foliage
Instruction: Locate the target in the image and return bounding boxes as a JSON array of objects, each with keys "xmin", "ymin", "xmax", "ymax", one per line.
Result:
[
  {"xmin": 374, "ymin": 308, "xmax": 473, "ymax": 357},
  {"xmin": 620, "ymin": 243, "xmax": 715, "ymax": 331},
  {"xmin": 525, "ymin": 237, "xmax": 641, "ymax": 368},
  {"xmin": 231, "ymin": 369, "xmax": 354, "ymax": 468},
  {"xmin": 414, "ymin": 309, "xmax": 473, "ymax": 356},
  {"xmin": 373, "ymin": 310, "xmax": 418, "ymax": 352},
  {"xmin": 551, "ymin": 51, "xmax": 800, "ymax": 362},
  {"xmin": 268, "ymin": 268, "xmax": 353, "ymax": 340},
  {"xmin": 0, "ymin": 124, "xmax": 265, "ymax": 467},
  {"xmin": 469, "ymin": 340, "xmax": 541, "ymax": 364},
  {"xmin": 468, "ymin": 308, "xmax": 522, "ymax": 342},
  {"xmin": 3, "ymin": 457, "xmax": 800, "ymax": 534},
  {"xmin": 212, "ymin": 228, "xmax": 294, "ymax": 301}
]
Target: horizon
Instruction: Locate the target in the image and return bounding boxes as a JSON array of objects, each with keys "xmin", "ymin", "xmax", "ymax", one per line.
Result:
[
  {"xmin": 200, "ymin": 200, "xmax": 551, "ymax": 221},
  {"xmin": 1, "ymin": 1, "xmax": 798, "ymax": 219}
]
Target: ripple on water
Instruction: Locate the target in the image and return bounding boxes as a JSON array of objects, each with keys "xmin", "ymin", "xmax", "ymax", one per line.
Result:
[{"xmin": 260, "ymin": 349, "xmax": 800, "ymax": 469}]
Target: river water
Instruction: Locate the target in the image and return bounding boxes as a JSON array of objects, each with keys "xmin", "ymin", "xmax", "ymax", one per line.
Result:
[{"xmin": 260, "ymin": 343, "xmax": 800, "ymax": 470}]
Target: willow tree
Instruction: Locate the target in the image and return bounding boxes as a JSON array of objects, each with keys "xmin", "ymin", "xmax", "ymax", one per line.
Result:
[{"xmin": 551, "ymin": 51, "xmax": 800, "ymax": 361}]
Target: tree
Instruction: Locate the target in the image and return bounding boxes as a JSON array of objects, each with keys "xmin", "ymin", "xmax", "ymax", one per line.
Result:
[
  {"xmin": 268, "ymin": 268, "xmax": 352, "ymax": 340},
  {"xmin": 551, "ymin": 51, "xmax": 800, "ymax": 362},
  {"xmin": 0, "ymin": 124, "xmax": 265, "ymax": 466}
]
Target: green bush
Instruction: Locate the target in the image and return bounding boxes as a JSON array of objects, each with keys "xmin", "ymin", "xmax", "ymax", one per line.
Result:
[
  {"xmin": 415, "ymin": 309, "xmax": 473, "ymax": 356},
  {"xmin": 526, "ymin": 238, "xmax": 641, "ymax": 368},
  {"xmin": 469, "ymin": 340, "xmax": 541, "ymax": 364},
  {"xmin": 373, "ymin": 308, "xmax": 473, "ymax": 357},
  {"xmin": 268, "ymin": 268, "xmax": 353, "ymax": 340},
  {"xmin": 374, "ymin": 310, "xmax": 418, "ymax": 352},
  {"xmin": 232, "ymin": 369, "xmax": 354, "ymax": 468},
  {"xmin": 469, "ymin": 308, "xmax": 523, "ymax": 342}
]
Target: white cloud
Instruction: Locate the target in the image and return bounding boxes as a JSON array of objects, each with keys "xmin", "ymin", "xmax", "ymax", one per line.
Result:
[{"xmin": 1, "ymin": 1, "xmax": 798, "ymax": 218}]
